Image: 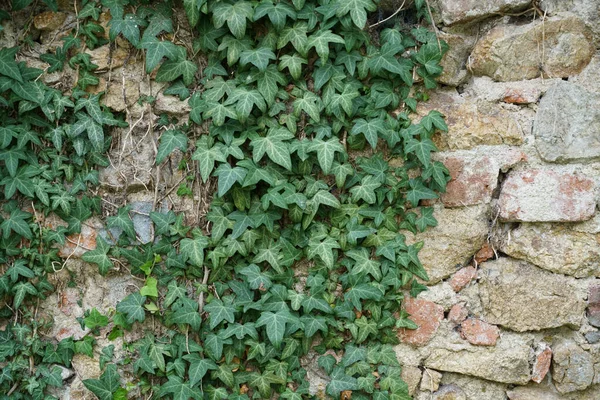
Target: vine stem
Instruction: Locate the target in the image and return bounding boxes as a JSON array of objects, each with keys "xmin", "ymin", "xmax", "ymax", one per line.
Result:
[
  {"xmin": 369, "ymin": 0, "xmax": 407, "ymax": 28},
  {"xmin": 198, "ymin": 266, "xmax": 210, "ymax": 314}
]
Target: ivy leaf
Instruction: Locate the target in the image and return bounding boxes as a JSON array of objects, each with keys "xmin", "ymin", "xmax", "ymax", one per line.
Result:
[
  {"xmin": 308, "ymin": 138, "xmax": 345, "ymax": 174},
  {"xmin": 12, "ymin": 281, "xmax": 37, "ymax": 309},
  {"xmin": 182, "ymin": 353, "xmax": 217, "ymax": 387},
  {"xmin": 307, "ymin": 236, "xmax": 339, "ymax": 269},
  {"xmin": 212, "ymin": 1, "xmax": 254, "ymax": 39},
  {"xmin": 349, "ymin": 175, "xmax": 381, "ymax": 204},
  {"xmin": 250, "ymin": 130, "xmax": 292, "ymax": 170},
  {"xmin": 107, "ymin": 207, "xmax": 136, "ymax": 239},
  {"xmin": 83, "ymin": 364, "xmax": 121, "ymax": 400},
  {"xmin": 171, "ymin": 297, "xmax": 202, "ymax": 331},
  {"xmin": 416, "ymin": 207, "xmax": 437, "ymax": 232},
  {"xmin": 183, "ymin": 0, "xmax": 202, "ymax": 27},
  {"xmin": 116, "ymin": 292, "xmax": 147, "ymax": 324},
  {"xmin": 157, "ymin": 130, "xmax": 188, "ymax": 164},
  {"xmin": 279, "ymin": 54, "xmax": 307, "ymax": 80},
  {"xmin": 191, "ymin": 136, "xmax": 227, "ymax": 183},
  {"xmin": 421, "ymin": 110, "xmax": 448, "ymax": 132},
  {"xmin": 82, "ymin": 236, "xmax": 114, "ymax": 275},
  {"xmin": 109, "ymin": 13, "xmax": 145, "ymax": 47},
  {"xmin": 0, "ymin": 47, "xmax": 22, "ymax": 82},
  {"xmin": 1, "ymin": 208, "xmax": 32, "ymax": 239},
  {"xmin": 160, "ymin": 375, "xmax": 202, "ymax": 400},
  {"xmin": 256, "ymin": 309, "xmax": 298, "ymax": 348},
  {"xmin": 240, "ymin": 47, "xmax": 276, "ymax": 72},
  {"xmin": 179, "ymin": 235, "xmax": 209, "ymax": 267},
  {"xmin": 405, "ymin": 138, "xmax": 437, "ymax": 166},
  {"xmin": 351, "ymin": 118, "xmax": 386, "ymax": 149},
  {"xmin": 344, "ymin": 283, "xmax": 384, "ymax": 311},
  {"xmin": 406, "ymin": 178, "xmax": 438, "ymax": 207},
  {"xmin": 326, "ymin": 367, "xmax": 358, "ymax": 398},
  {"xmin": 254, "ymin": 1, "xmax": 297, "ymax": 31},
  {"xmin": 224, "ymin": 87, "xmax": 266, "ymax": 121},
  {"xmin": 84, "ymin": 308, "xmax": 109, "ymax": 330},
  {"xmin": 336, "ymin": 0, "xmax": 377, "ymax": 28},
  {"xmin": 142, "ymin": 37, "xmax": 180, "ymax": 72},
  {"xmin": 240, "ymin": 264, "xmax": 272, "ymax": 291},
  {"xmin": 306, "ymin": 30, "xmax": 345, "ymax": 63},
  {"xmin": 256, "ymin": 65, "xmax": 286, "ymax": 106},
  {"xmin": 214, "ymin": 163, "xmax": 247, "ymax": 197},
  {"xmin": 293, "ymin": 91, "xmax": 322, "ymax": 122},
  {"xmin": 204, "ymin": 298, "xmax": 236, "ymax": 329},
  {"xmin": 156, "ymin": 59, "xmax": 198, "ymax": 86}
]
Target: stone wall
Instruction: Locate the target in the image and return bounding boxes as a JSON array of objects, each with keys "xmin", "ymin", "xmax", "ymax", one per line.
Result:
[
  {"xmin": 394, "ymin": 0, "xmax": 600, "ymax": 398},
  {"xmin": 3, "ymin": 0, "xmax": 600, "ymax": 398}
]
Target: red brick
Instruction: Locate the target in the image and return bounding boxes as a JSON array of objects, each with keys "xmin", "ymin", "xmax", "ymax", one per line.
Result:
[
  {"xmin": 437, "ymin": 155, "xmax": 498, "ymax": 207},
  {"xmin": 459, "ymin": 318, "xmax": 500, "ymax": 346},
  {"xmin": 474, "ymin": 243, "xmax": 495, "ymax": 264},
  {"xmin": 450, "ymin": 266, "xmax": 477, "ymax": 292},
  {"xmin": 59, "ymin": 224, "xmax": 97, "ymax": 258},
  {"xmin": 448, "ymin": 303, "xmax": 469, "ymax": 325},
  {"xmin": 499, "ymin": 169, "xmax": 596, "ymax": 222},
  {"xmin": 502, "ymin": 87, "xmax": 542, "ymax": 104},
  {"xmin": 588, "ymin": 283, "xmax": 600, "ymax": 328},
  {"xmin": 399, "ymin": 298, "xmax": 444, "ymax": 346},
  {"xmin": 532, "ymin": 345, "xmax": 552, "ymax": 383}
]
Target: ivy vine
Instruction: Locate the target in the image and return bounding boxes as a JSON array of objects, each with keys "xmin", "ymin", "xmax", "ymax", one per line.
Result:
[{"xmin": 0, "ymin": 0, "xmax": 450, "ymax": 399}]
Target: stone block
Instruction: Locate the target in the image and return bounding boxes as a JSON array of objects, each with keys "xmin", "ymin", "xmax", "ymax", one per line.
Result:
[
  {"xmin": 552, "ymin": 340, "xmax": 594, "ymax": 393},
  {"xmin": 420, "ymin": 369, "xmax": 442, "ymax": 392},
  {"xmin": 469, "ymin": 16, "xmax": 594, "ymax": 81},
  {"xmin": 499, "ymin": 223, "xmax": 600, "ymax": 277},
  {"xmin": 534, "ymin": 81, "xmax": 600, "ymax": 163},
  {"xmin": 479, "ymin": 258, "xmax": 587, "ymax": 331},
  {"xmin": 429, "ymin": 384, "xmax": 466, "ymax": 400},
  {"xmin": 498, "ymin": 169, "xmax": 596, "ymax": 222},
  {"xmin": 439, "ymin": 373, "xmax": 508, "ymax": 400},
  {"xmin": 588, "ymin": 283, "xmax": 600, "ymax": 328},
  {"xmin": 405, "ymin": 205, "xmax": 489, "ymax": 284},
  {"xmin": 417, "ymin": 89, "xmax": 524, "ymax": 150},
  {"xmin": 399, "ymin": 298, "xmax": 444, "ymax": 346},
  {"xmin": 437, "ymin": 32, "xmax": 476, "ymax": 86},
  {"xmin": 401, "ymin": 365, "xmax": 422, "ymax": 396},
  {"xmin": 437, "ymin": 0, "xmax": 531, "ymax": 26},
  {"xmin": 459, "ymin": 318, "xmax": 500, "ymax": 346}
]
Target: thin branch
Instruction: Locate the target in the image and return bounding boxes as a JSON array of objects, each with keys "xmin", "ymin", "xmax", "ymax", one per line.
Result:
[{"xmin": 369, "ymin": 0, "xmax": 407, "ymax": 28}]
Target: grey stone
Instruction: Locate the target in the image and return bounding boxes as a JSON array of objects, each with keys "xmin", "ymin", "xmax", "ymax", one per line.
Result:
[
  {"xmin": 439, "ymin": 373, "xmax": 508, "ymax": 400},
  {"xmin": 131, "ymin": 201, "xmax": 154, "ymax": 244},
  {"xmin": 552, "ymin": 340, "xmax": 594, "ymax": 393},
  {"xmin": 540, "ymin": 0, "xmax": 600, "ymax": 44},
  {"xmin": 420, "ymin": 369, "xmax": 442, "ymax": 391},
  {"xmin": 469, "ymin": 16, "xmax": 594, "ymax": 81},
  {"xmin": 438, "ymin": 32, "xmax": 476, "ymax": 87},
  {"xmin": 498, "ymin": 223, "xmax": 600, "ymax": 278},
  {"xmin": 423, "ymin": 325, "xmax": 533, "ymax": 385},
  {"xmin": 479, "ymin": 258, "xmax": 587, "ymax": 331},
  {"xmin": 585, "ymin": 331, "xmax": 600, "ymax": 344},
  {"xmin": 534, "ymin": 81, "xmax": 600, "ymax": 163},
  {"xmin": 401, "ymin": 365, "xmax": 422, "ymax": 396},
  {"xmin": 507, "ymin": 382, "xmax": 563, "ymax": 400},
  {"xmin": 437, "ymin": 0, "xmax": 531, "ymax": 26},
  {"xmin": 405, "ymin": 204, "xmax": 489, "ymax": 284}
]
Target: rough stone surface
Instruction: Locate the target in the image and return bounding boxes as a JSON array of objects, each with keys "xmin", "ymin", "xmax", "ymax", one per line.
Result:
[
  {"xmin": 33, "ymin": 11, "xmax": 67, "ymax": 31},
  {"xmin": 429, "ymin": 384, "xmax": 467, "ymax": 400},
  {"xmin": 86, "ymin": 44, "xmax": 129, "ymax": 71},
  {"xmin": 424, "ymin": 326, "xmax": 532, "ymax": 384},
  {"xmin": 435, "ymin": 148, "xmax": 524, "ymax": 207},
  {"xmin": 552, "ymin": 340, "xmax": 594, "ymax": 393},
  {"xmin": 405, "ymin": 204, "xmax": 489, "ymax": 284},
  {"xmin": 459, "ymin": 318, "xmax": 500, "ymax": 346},
  {"xmin": 532, "ymin": 345, "xmax": 553, "ymax": 383},
  {"xmin": 417, "ymin": 89, "xmax": 524, "ymax": 150},
  {"xmin": 467, "ymin": 76, "xmax": 560, "ymax": 103},
  {"xmin": 401, "ymin": 365, "xmax": 422, "ymax": 396},
  {"xmin": 438, "ymin": 32, "xmax": 476, "ymax": 86},
  {"xmin": 469, "ymin": 16, "xmax": 594, "ymax": 81},
  {"xmin": 585, "ymin": 331, "xmax": 600, "ymax": 344},
  {"xmin": 450, "ymin": 266, "xmax": 477, "ymax": 292},
  {"xmin": 130, "ymin": 201, "xmax": 154, "ymax": 244},
  {"xmin": 588, "ymin": 283, "xmax": 600, "ymax": 328},
  {"xmin": 420, "ymin": 369, "xmax": 443, "ymax": 392},
  {"xmin": 448, "ymin": 303, "xmax": 469, "ymax": 325},
  {"xmin": 540, "ymin": 0, "xmax": 600, "ymax": 44},
  {"xmin": 439, "ymin": 373, "xmax": 508, "ymax": 400},
  {"xmin": 400, "ymin": 298, "xmax": 445, "ymax": 346},
  {"xmin": 437, "ymin": 0, "xmax": 531, "ymax": 26},
  {"xmin": 474, "ymin": 243, "xmax": 495, "ymax": 265},
  {"xmin": 534, "ymin": 81, "xmax": 600, "ymax": 163},
  {"xmin": 479, "ymin": 258, "xmax": 587, "ymax": 331},
  {"xmin": 507, "ymin": 383, "xmax": 563, "ymax": 400},
  {"xmin": 498, "ymin": 169, "xmax": 596, "ymax": 222},
  {"xmin": 499, "ymin": 223, "xmax": 600, "ymax": 278}
]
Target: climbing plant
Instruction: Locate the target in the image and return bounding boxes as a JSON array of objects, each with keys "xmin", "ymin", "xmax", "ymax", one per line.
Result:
[{"xmin": 0, "ymin": 0, "xmax": 450, "ymax": 398}]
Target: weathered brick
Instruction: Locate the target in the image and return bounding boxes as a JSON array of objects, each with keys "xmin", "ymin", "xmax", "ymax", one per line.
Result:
[
  {"xmin": 588, "ymin": 283, "xmax": 600, "ymax": 328},
  {"xmin": 448, "ymin": 303, "xmax": 469, "ymax": 325},
  {"xmin": 459, "ymin": 318, "xmax": 500, "ymax": 346},
  {"xmin": 498, "ymin": 169, "xmax": 596, "ymax": 222},
  {"xmin": 399, "ymin": 298, "xmax": 444, "ymax": 346},
  {"xmin": 449, "ymin": 266, "xmax": 477, "ymax": 292},
  {"xmin": 532, "ymin": 345, "xmax": 552, "ymax": 383}
]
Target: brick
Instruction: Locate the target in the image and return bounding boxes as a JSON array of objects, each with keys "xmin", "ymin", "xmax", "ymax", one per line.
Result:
[
  {"xmin": 449, "ymin": 266, "xmax": 477, "ymax": 292},
  {"xmin": 498, "ymin": 169, "xmax": 596, "ymax": 222},
  {"xmin": 502, "ymin": 87, "xmax": 542, "ymax": 104},
  {"xmin": 531, "ymin": 345, "xmax": 552, "ymax": 383},
  {"xmin": 399, "ymin": 298, "xmax": 444, "ymax": 346},
  {"xmin": 459, "ymin": 318, "xmax": 500, "ymax": 346},
  {"xmin": 474, "ymin": 243, "xmax": 495, "ymax": 264},
  {"xmin": 588, "ymin": 283, "xmax": 600, "ymax": 328},
  {"xmin": 59, "ymin": 224, "xmax": 98, "ymax": 258},
  {"xmin": 438, "ymin": 156, "xmax": 498, "ymax": 207},
  {"xmin": 448, "ymin": 303, "xmax": 469, "ymax": 325}
]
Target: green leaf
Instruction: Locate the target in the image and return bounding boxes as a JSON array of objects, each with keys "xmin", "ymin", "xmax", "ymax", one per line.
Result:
[
  {"xmin": 279, "ymin": 54, "xmax": 307, "ymax": 80},
  {"xmin": 85, "ymin": 308, "xmax": 109, "ymax": 329},
  {"xmin": 240, "ymin": 264, "xmax": 272, "ymax": 291},
  {"xmin": 306, "ymin": 30, "xmax": 345, "ymax": 63},
  {"xmin": 183, "ymin": 353, "xmax": 217, "ymax": 387},
  {"xmin": 171, "ymin": 297, "xmax": 202, "ymax": 331},
  {"xmin": 116, "ymin": 292, "xmax": 147, "ymax": 324},
  {"xmin": 256, "ymin": 309, "xmax": 297, "ymax": 347},
  {"xmin": 214, "ymin": 163, "xmax": 247, "ymax": 197},
  {"xmin": 336, "ymin": 0, "xmax": 377, "ymax": 28},
  {"xmin": 307, "ymin": 236, "xmax": 339, "ymax": 269},
  {"xmin": 344, "ymin": 284, "xmax": 384, "ymax": 311},
  {"xmin": 180, "ymin": 235, "xmax": 209, "ymax": 267},
  {"xmin": 240, "ymin": 47, "xmax": 276, "ymax": 72},
  {"xmin": 308, "ymin": 138, "xmax": 345, "ymax": 174},
  {"xmin": 293, "ymin": 91, "xmax": 322, "ymax": 122},
  {"xmin": 142, "ymin": 37, "xmax": 180, "ymax": 72},
  {"xmin": 109, "ymin": 13, "xmax": 145, "ymax": 47},
  {"xmin": 421, "ymin": 110, "xmax": 448, "ymax": 132},
  {"xmin": 278, "ymin": 22, "xmax": 308, "ymax": 55},
  {"xmin": 183, "ymin": 0, "xmax": 202, "ymax": 27},
  {"xmin": 351, "ymin": 118, "xmax": 386, "ymax": 149},
  {"xmin": 156, "ymin": 59, "xmax": 198, "ymax": 86},
  {"xmin": 406, "ymin": 178, "xmax": 438, "ymax": 207},
  {"xmin": 349, "ymin": 175, "xmax": 381, "ymax": 204},
  {"xmin": 160, "ymin": 375, "xmax": 202, "ymax": 400},
  {"xmin": 82, "ymin": 236, "xmax": 114, "ymax": 275},
  {"xmin": 326, "ymin": 367, "xmax": 358, "ymax": 398},
  {"xmin": 224, "ymin": 87, "xmax": 266, "ymax": 121},
  {"xmin": 204, "ymin": 297, "xmax": 236, "ymax": 329},
  {"xmin": 107, "ymin": 207, "xmax": 136, "ymax": 239},
  {"xmin": 83, "ymin": 364, "xmax": 121, "ymax": 400},
  {"xmin": 0, "ymin": 47, "xmax": 22, "ymax": 82},
  {"xmin": 157, "ymin": 130, "xmax": 188, "ymax": 164},
  {"xmin": 1, "ymin": 208, "xmax": 32, "ymax": 239},
  {"xmin": 405, "ymin": 138, "xmax": 437, "ymax": 166},
  {"xmin": 254, "ymin": 1, "xmax": 297, "ymax": 30},
  {"xmin": 250, "ymin": 129, "xmax": 292, "ymax": 170},
  {"xmin": 212, "ymin": 1, "xmax": 254, "ymax": 39}
]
